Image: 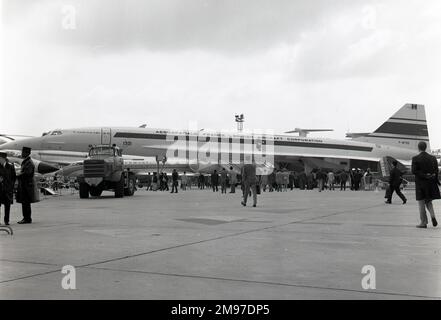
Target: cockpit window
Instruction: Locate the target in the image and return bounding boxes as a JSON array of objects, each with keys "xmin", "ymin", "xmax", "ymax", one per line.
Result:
[{"xmin": 43, "ymin": 130, "xmax": 63, "ymax": 136}]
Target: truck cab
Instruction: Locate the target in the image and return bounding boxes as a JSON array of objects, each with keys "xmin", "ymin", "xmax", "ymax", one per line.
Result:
[{"xmin": 78, "ymin": 145, "xmax": 136, "ymax": 198}]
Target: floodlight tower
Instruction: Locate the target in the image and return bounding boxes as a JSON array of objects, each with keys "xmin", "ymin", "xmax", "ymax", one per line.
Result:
[{"xmin": 235, "ymin": 114, "xmax": 244, "ymax": 132}]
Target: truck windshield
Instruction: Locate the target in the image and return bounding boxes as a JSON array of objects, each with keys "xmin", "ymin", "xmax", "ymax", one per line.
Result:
[{"xmin": 89, "ymin": 147, "xmax": 115, "ymax": 157}]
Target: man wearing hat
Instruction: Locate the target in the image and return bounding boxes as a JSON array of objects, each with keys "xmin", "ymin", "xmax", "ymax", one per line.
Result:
[
  {"xmin": 16, "ymin": 147, "xmax": 36, "ymax": 224},
  {"xmin": 0, "ymin": 152, "xmax": 16, "ymax": 225}
]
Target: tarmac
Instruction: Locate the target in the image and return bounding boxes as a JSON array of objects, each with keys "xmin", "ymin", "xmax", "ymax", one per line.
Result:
[{"xmin": 0, "ymin": 187, "xmax": 440, "ymax": 300}]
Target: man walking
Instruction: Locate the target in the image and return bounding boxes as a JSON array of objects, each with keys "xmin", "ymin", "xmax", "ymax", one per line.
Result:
[
  {"xmin": 241, "ymin": 159, "xmax": 257, "ymax": 207},
  {"xmin": 228, "ymin": 167, "xmax": 237, "ymax": 193},
  {"xmin": 0, "ymin": 152, "xmax": 16, "ymax": 225},
  {"xmin": 16, "ymin": 147, "xmax": 36, "ymax": 224},
  {"xmin": 412, "ymin": 142, "xmax": 440, "ymax": 228},
  {"xmin": 386, "ymin": 161, "xmax": 407, "ymax": 204}
]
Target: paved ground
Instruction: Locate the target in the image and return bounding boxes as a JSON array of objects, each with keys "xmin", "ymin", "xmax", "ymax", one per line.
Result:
[{"xmin": 0, "ymin": 188, "xmax": 440, "ymax": 299}]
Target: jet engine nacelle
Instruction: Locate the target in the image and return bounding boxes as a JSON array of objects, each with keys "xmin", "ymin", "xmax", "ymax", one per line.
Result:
[{"xmin": 5, "ymin": 153, "xmax": 59, "ymax": 175}]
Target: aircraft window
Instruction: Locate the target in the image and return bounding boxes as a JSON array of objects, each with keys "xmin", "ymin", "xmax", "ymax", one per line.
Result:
[{"xmin": 50, "ymin": 130, "xmax": 63, "ymax": 136}]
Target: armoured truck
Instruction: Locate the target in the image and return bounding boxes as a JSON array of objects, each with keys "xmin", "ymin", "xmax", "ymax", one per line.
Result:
[{"xmin": 78, "ymin": 145, "xmax": 136, "ymax": 198}]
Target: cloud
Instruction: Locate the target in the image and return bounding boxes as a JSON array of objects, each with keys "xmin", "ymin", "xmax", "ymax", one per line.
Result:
[
  {"xmin": 3, "ymin": 0, "xmax": 359, "ymax": 53},
  {"xmin": 2, "ymin": 0, "xmax": 441, "ymax": 149}
]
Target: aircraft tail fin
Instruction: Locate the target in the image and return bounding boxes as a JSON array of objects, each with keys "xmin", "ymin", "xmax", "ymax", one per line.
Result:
[{"xmin": 352, "ymin": 104, "xmax": 430, "ymax": 151}]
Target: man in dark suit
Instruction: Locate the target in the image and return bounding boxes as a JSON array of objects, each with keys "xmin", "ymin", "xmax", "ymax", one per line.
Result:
[
  {"xmin": 16, "ymin": 147, "xmax": 36, "ymax": 224},
  {"xmin": 0, "ymin": 152, "xmax": 17, "ymax": 225},
  {"xmin": 412, "ymin": 141, "xmax": 440, "ymax": 228},
  {"xmin": 386, "ymin": 160, "xmax": 407, "ymax": 204},
  {"xmin": 241, "ymin": 158, "xmax": 257, "ymax": 207}
]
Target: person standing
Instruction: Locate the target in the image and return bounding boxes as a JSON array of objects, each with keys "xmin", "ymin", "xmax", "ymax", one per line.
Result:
[
  {"xmin": 364, "ymin": 168, "xmax": 373, "ymax": 191},
  {"xmin": 241, "ymin": 161, "xmax": 257, "ymax": 207},
  {"xmin": 220, "ymin": 168, "xmax": 227, "ymax": 194},
  {"xmin": 171, "ymin": 169, "xmax": 179, "ymax": 193},
  {"xmin": 16, "ymin": 147, "xmax": 36, "ymax": 224},
  {"xmin": 299, "ymin": 171, "xmax": 307, "ymax": 190},
  {"xmin": 353, "ymin": 169, "xmax": 362, "ymax": 191},
  {"xmin": 152, "ymin": 172, "xmax": 158, "ymax": 191},
  {"xmin": 289, "ymin": 172, "xmax": 295, "ymax": 190},
  {"xmin": 0, "ymin": 152, "xmax": 17, "ymax": 225},
  {"xmin": 198, "ymin": 173, "xmax": 205, "ymax": 190},
  {"xmin": 164, "ymin": 172, "xmax": 170, "ymax": 191},
  {"xmin": 327, "ymin": 171, "xmax": 335, "ymax": 191},
  {"xmin": 385, "ymin": 161, "xmax": 407, "ymax": 204},
  {"xmin": 53, "ymin": 174, "xmax": 59, "ymax": 192},
  {"xmin": 228, "ymin": 167, "xmax": 237, "ymax": 193},
  {"xmin": 181, "ymin": 171, "xmax": 188, "ymax": 191},
  {"xmin": 340, "ymin": 170, "xmax": 349, "ymax": 191},
  {"xmin": 268, "ymin": 170, "xmax": 276, "ymax": 192},
  {"xmin": 282, "ymin": 171, "xmax": 289, "ymax": 192},
  {"xmin": 261, "ymin": 173, "xmax": 268, "ymax": 192},
  {"xmin": 412, "ymin": 142, "xmax": 440, "ymax": 228},
  {"xmin": 146, "ymin": 172, "xmax": 152, "ymax": 191},
  {"xmin": 211, "ymin": 170, "xmax": 219, "ymax": 192},
  {"xmin": 159, "ymin": 172, "xmax": 164, "ymax": 191},
  {"xmin": 350, "ymin": 169, "xmax": 356, "ymax": 190},
  {"xmin": 316, "ymin": 169, "xmax": 326, "ymax": 192}
]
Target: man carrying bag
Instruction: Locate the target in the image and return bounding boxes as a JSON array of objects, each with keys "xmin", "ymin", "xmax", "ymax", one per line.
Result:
[{"xmin": 385, "ymin": 160, "xmax": 407, "ymax": 204}]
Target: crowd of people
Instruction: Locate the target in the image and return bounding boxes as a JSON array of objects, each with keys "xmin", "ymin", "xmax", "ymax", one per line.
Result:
[
  {"xmin": 142, "ymin": 167, "xmax": 377, "ymax": 194},
  {"xmin": 1, "ymin": 143, "xmax": 439, "ymax": 229}
]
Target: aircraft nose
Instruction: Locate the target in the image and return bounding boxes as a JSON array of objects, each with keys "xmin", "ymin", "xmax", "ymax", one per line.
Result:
[{"xmin": 37, "ymin": 162, "xmax": 59, "ymax": 175}]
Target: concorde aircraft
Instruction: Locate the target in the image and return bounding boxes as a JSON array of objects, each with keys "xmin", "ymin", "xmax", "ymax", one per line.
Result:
[{"xmin": 0, "ymin": 104, "xmax": 432, "ymax": 176}]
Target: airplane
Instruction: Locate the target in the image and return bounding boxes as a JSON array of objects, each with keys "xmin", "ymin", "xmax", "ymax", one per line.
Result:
[
  {"xmin": 0, "ymin": 104, "xmax": 433, "ymax": 177},
  {"xmin": 0, "ymin": 134, "xmax": 60, "ymax": 174}
]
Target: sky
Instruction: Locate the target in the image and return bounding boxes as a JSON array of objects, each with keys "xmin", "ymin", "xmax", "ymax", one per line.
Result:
[{"xmin": 1, "ymin": 0, "xmax": 441, "ymax": 149}]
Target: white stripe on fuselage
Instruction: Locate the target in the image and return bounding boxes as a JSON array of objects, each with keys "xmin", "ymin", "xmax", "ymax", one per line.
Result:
[{"xmin": 0, "ymin": 127, "xmax": 417, "ymax": 166}]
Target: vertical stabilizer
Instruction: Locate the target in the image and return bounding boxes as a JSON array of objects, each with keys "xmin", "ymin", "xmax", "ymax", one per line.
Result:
[{"xmin": 352, "ymin": 104, "xmax": 430, "ymax": 151}]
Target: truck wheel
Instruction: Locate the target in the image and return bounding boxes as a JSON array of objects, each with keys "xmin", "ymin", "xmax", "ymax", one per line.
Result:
[
  {"xmin": 79, "ymin": 183, "xmax": 89, "ymax": 199},
  {"xmin": 89, "ymin": 186, "xmax": 103, "ymax": 197},
  {"xmin": 115, "ymin": 175, "xmax": 125, "ymax": 198},
  {"xmin": 124, "ymin": 177, "xmax": 136, "ymax": 196}
]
